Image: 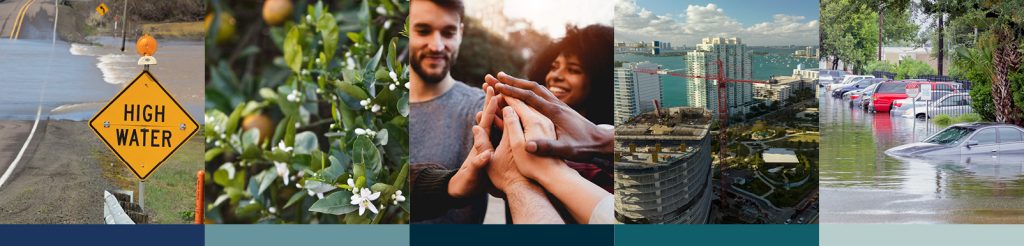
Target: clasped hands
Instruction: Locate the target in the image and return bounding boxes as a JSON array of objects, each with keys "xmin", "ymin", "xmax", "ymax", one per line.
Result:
[{"xmin": 445, "ymin": 72, "xmax": 614, "ymax": 224}]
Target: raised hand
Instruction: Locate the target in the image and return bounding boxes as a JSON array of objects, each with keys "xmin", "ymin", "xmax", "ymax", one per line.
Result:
[{"xmin": 485, "ymin": 72, "xmax": 612, "ymax": 162}]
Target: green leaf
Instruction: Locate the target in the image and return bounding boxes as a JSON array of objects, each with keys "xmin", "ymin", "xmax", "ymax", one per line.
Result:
[
  {"xmin": 284, "ymin": 27, "xmax": 303, "ymax": 73},
  {"xmin": 398, "ymin": 93, "xmax": 409, "ymax": 117},
  {"xmin": 370, "ymin": 183, "xmax": 392, "ymax": 193},
  {"xmin": 323, "ymin": 155, "xmax": 348, "ymax": 183},
  {"xmin": 335, "ymin": 82, "xmax": 369, "ymax": 110},
  {"xmin": 225, "ymin": 103, "xmax": 244, "ymax": 136},
  {"xmin": 257, "ymin": 169, "xmax": 278, "ymax": 196},
  {"xmin": 363, "ymin": 46, "xmax": 385, "ymax": 94},
  {"xmin": 259, "ymin": 88, "xmax": 279, "ymax": 102},
  {"xmin": 387, "ymin": 37, "xmax": 398, "ymax": 74},
  {"xmin": 309, "ymin": 190, "xmax": 358, "ymax": 215},
  {"xmin": 352, "ymin": 136, "xmax": 382, "ymax": 181},
  {"xmin": 284, "ymin": 191, "xmax": 307, "ymax": 209},
  {"xmin": 318, "ymin": 12, "xmax": 340, "ymax": 59},
  {"xmin": 204, "ymin": 147, "xmax": 224, "ymax": 162},
  {"xmin": 241, "ymin": 128, "xmax": 262, "ymax": 159},
  {"xmin": 294, "ymin": 131, "xmax": 319, "ymax": 155}
]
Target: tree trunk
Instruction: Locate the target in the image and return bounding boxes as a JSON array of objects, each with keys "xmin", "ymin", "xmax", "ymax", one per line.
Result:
[
  {"xmin": 878, "ymin": 4, "xmax": 884, "ymax": 61},
  {"xmin": 991, "ymin": 26, "xmax": 1022, "ymax": 125},
  {"xmin": 937, "ymin": 14, "xmax": 944, "ymax": 76}
]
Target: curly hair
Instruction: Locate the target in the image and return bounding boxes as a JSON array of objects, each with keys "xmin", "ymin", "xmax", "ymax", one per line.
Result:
[{"xmin": 525, "ymin": 24, "xmax": 614, "ymax": 125}]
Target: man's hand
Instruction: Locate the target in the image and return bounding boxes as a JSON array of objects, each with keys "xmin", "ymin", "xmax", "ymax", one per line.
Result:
[
  {"xmin": 487, "ymin": 107, "xmax": 532, "ymax": 192},
  {"xmin": 447, "ymin": 86, "xmax": 503, "ymax": 198},
  {"xmin": 447, "ymin": 126, "xmax": 492, "ymax": 198},
  {"xmin": 486, "ymin": 72, "xmax": 613, "ymax": 162}
]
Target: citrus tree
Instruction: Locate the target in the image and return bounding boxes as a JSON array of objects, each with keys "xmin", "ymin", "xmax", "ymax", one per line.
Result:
[{"xmin": 204, "ymin": 0, "xmax": 409, "ymax": 224}]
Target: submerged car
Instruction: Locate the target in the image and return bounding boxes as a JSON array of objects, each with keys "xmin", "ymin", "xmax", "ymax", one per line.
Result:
[
  {"xmin": 871, "ymin": 81, "xmax": 910, "ymax": 112},
  {"xmin": 898, "ymin": 93, "xmax": 972, "ymax": 119},
  {"xmin": 818, "ymin": 70, "xmax": 847, "ymax": 87},
  {"xmin": 890, "ymin": 91, "xmax": 954, "ymax": 117},
  {"xmin": 885, "ymin": 123, "xmax": 1024, "ymax": 157}
]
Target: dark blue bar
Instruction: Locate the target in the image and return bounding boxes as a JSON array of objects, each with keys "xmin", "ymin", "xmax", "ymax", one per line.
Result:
[
  {"xmin": 411, "ymin": 224, "xmax": 613, "ymax": 246},
  {"xmin": 616, "ymin": 224, "xmax": 819, "ymax": 246},
  {"xmin": 0, "ymin": 225, "xmax": 204, "ymax": 246}
]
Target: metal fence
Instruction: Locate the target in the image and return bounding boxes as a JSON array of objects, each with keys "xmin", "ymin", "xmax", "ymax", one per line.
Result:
[{"xmin": 869, "ymin": 71, "xmax": 972, "ymax": 87}]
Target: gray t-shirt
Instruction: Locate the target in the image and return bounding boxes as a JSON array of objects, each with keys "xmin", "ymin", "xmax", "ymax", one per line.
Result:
[{"xmin": 411, "ymin": 81, "xmax": 486, "ymax": 224}]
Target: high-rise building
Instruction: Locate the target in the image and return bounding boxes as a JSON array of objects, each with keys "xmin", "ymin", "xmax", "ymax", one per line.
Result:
[
  {"xmin": 615, "ymin": 107, "xmax": 713, "ymax": 224},
  {"xmin": 614, "ymin": 62, "xmax": 663, "ymax": 125},
  {"xmin": 686, "ymin": 37, "xmax": 754, "ymax": 118}
]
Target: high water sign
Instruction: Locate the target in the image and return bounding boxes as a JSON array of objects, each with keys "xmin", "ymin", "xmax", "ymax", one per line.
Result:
[{"xmin": 89, "ymin": 71, "xmax": 198, "ymax": 180}]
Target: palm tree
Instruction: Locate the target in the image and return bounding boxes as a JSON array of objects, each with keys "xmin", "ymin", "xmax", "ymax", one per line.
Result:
[{"xmin": 991, "ymin": 25, "xmax": 1022, "ymax": 125}]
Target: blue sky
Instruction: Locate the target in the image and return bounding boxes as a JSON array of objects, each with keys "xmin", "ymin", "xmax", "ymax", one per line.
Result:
[
  {"xmin": 635, "ymin": 0, "xmax": 819, "ymax": 25},
  {"xmin": 615, "ymin": 0, "xmax": 820, "ymax": 46}
]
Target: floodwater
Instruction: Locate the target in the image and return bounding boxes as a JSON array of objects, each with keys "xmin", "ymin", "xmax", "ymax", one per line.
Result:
[
  {"xmin": 0, "ymin": 37, "xmax": 203, "ymax": 121},
  {"xmin": 819, "ymin": 89, "xmax": 1024, "ymax": 223}
]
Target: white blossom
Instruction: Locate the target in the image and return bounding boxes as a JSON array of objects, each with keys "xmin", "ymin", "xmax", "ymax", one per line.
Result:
[
  {"xmin": 273, "ymin": 141, "xmax": 293, "ymax": 152},
  {"xmin": 371, "ymin": 104, "xmax": 381, "ymax": 113},
  {"xmin": 347, "ymin": 178, "xmax": 359, "ymax": 190},
  {"xmin": 391, "ymin": 190, "xmax": 406, "ymax": 205},
  {"xmin": 389, "ymin": 71, "xmax": 399, "ymax": 82},
  {"xmin": 274, "ymin": 161, "xmax": 290, "ymax": 186},
  {"xmin": 287, "ymin": 89, "xmax": 302, "ymax": 102},
  {"xmin": 350, "ymin": 188, "xmax": 381, "ymax": 215}
]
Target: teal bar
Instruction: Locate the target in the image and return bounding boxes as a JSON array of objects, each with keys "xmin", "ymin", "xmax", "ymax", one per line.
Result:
[
  {"xmin": 615, "ymin": 225, "xmax": 818, "ymax": 246},
  {"xmin": 821, "ymin": 224, "xmax": 1024, "ymax": 246},
  {"xmin": 205, "ymin": 225, "xmax": 409, "ymax": 246}
]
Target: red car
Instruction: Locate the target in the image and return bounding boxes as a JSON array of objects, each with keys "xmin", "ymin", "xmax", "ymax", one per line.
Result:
[
  {"xmin": 873, "ymin": 81, "xmax": 962, "ymax": 112},
  {"xmin": 872, "ymin": 81, "xmax": 910, "ymax": 112}
]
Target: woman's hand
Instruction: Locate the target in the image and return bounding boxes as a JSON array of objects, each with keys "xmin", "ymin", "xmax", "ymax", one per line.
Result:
[
  {"xmin": 486, "ymin": 72, "xmax": 613, "ymax": 162},
  {"xmin": 502, "ymin": 96, "xmax": 567, "ymax": 182}
]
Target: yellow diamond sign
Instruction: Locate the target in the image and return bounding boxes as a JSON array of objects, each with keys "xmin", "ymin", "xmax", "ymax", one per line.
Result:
[
  {"xmin": 90, "ymin": 70, "xmax": 198, "ymax": 180},
  {"xmin": 96, "ymin": 3, "xmax": 109, "ymax": 16}
]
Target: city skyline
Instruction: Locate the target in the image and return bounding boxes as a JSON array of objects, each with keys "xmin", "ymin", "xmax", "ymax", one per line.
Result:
[{"xmin": 614, "ymin": 0, "xmax": 819, "ymax": 46}]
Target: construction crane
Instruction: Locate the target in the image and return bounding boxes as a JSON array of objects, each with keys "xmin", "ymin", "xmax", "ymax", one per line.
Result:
[{"xmin": 634, "ymin": 59, "xmax": 769, "ymax": 208}]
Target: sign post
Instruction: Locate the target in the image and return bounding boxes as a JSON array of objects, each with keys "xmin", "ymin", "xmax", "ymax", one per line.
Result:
[{"xmin": 89, "ymin": 36, "xmax": 196, "ymax": 214}]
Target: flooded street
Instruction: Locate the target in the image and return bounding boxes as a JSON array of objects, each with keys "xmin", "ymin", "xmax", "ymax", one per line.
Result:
[
  {"xmin": 0, "ymin": 37, "xmax": 204, "ymax": 121},
  {"xmin": 819, "ymin": 89, "xmax": 1024, "ymax": 223}
]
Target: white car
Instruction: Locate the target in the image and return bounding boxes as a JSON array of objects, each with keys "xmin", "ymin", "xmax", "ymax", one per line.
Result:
[
  {"xmin": 818, "ymin": 70, "xmax": 847, "ymax": 87},
  {"xmin": 828, "ymin": 75, "xmax": 873, "ymax": 91},
  {"xmin": 892, "ymin": 91, "xmax": 954, "ymax": 118},
  {"xmin": 899, "ymin": 93, "xmax": 972, "ymax": 119}
]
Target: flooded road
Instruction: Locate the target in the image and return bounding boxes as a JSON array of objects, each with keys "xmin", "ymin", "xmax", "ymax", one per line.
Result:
[
  {"xmin": 0, "ymin": 37, "xmax": 204, "ymax": 121},
  {"xmin": 819, "ymin": 89, "xmax": 1024, "ymax": 223}
]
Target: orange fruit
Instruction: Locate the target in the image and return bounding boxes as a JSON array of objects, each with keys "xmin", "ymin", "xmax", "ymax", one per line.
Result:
[
  {"xmin": 205, "ymin": 12, "xmax": 236, "ymax": 44},
  {"xmin": 136, "ymin": 34, "xmax": 158, "ymax": 56},
  {"xmin": 242, "ymin": 114, "xmax": 274, "ymax": 145},
  {"xmin": 263, "ymin": 0, "xmax": 293, "ymax": 26}
]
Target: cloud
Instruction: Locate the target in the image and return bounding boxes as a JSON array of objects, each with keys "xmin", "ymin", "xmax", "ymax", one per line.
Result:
[{"xmin": 614, "ymin": 0, "xmax": 818, "ymax": 46}]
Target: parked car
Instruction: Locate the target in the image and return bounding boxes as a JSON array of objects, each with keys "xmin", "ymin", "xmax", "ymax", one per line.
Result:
[
  {"xmin": 886, "ymin": 123, "xmax": 1024, "ymax": 157},
  {"xmin": 847, "ymin": 83, "xmax": 880, "ymax": 108},
  {"xmin": 829, "ymin": 75, "xmax": 873, "ymax": 91},
  {"xmin": 891, "ymin": 91, "xmax": 954, "ymax": 118},
  {"xmin": 818, "ymin": 70, "xmax": 847, "ymax": 87},
  {"xmin": 871, "ymin": 81, "xmax": 911, "ymax": 112},
  {"xmin": 915, "ymin": 93, "xmax": 973, "ymax": 119},
  {"xmin": 834, "ymin": 78, "xmax": 887, "ymax": 98}
]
